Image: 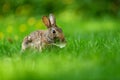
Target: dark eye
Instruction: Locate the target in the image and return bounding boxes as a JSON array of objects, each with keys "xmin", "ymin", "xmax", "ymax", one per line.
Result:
[{"xmin": 53, "ymin": 30, "xmax": 56, "ymax": 33}]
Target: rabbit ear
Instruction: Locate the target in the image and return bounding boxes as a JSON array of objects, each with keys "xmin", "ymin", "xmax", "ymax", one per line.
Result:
[
  {"xmin": 49, "ymin": 14, "xmax": 56, "ymax": 26},
  {"xmin": 42, "ymin": 16, "xmax": 51, "ymax": 28}
]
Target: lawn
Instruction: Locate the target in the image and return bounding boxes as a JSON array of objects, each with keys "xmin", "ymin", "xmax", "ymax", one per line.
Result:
[{"xmin": 0, "ymin": 15, "xmax": 120, "ymax": 80}]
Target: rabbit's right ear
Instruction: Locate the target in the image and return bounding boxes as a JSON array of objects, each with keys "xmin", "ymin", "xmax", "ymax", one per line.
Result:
[
  {"xmin": 42, "ymin": 16, "xmax": 51, "ymax": 28},
  {"xmin": 49, "ymin": 14, "xmax": 56, "ymax": 26}
]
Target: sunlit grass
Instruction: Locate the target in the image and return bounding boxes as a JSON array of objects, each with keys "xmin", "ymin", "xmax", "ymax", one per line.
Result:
[{"xmin": 0, "ymin": 16, "xmax": 120, "ymax": 80}]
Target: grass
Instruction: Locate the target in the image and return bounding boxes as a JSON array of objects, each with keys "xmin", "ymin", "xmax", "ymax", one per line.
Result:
[{"xmin": 0, "ymin": 16, "xmax": 120, "ymax": 80}]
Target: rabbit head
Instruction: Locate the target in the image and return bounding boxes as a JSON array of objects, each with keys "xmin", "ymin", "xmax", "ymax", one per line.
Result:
[{"xmin": 42, "ymin": 14, "xmax": 66, "ymax": 44}]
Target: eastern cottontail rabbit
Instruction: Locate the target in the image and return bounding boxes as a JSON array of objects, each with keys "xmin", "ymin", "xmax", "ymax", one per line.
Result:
[{"xmin": 21, "ymin": 14, "xmax": 66, "ymax": 52}]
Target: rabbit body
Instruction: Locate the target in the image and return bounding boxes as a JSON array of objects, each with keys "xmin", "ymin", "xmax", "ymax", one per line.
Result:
[{"xmin": 21, "ymin": 14, "xmax": 66, "ymax": 52}]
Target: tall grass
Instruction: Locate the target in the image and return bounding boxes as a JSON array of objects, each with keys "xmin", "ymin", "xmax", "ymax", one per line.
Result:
[{"xmin": 0, "ymin": 16, "xmax": 120, "ymax": 80}]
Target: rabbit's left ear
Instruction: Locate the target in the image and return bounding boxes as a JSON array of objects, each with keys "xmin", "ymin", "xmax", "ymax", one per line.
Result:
[
  {"xmin": 42, "ymin": 16, "xmax": 51, "ymax": 28},
  {"xmin": 49, "ymin": 14, "xmax": 56, "ymax": 26}
]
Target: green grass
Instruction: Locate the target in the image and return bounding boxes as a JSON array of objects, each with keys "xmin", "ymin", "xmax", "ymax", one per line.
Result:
[{"xmin": 0, "ymin": 16, "xmax": 120, "ymax": 80}]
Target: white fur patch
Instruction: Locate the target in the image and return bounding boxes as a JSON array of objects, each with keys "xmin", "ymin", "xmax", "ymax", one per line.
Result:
[{"xmin": 53, "ymin": 43, "xmax": 66, "ymax": 48}]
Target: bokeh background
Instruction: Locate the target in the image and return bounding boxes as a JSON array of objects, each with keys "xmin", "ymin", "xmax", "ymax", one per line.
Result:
[
  {"xmin": 0, "ymin": 0, "xmax": 120, "ymax": 40},
  {"xmin": 0, "ymin": 0, "xmax": 120, "ymax": 80},
  {"xmin": 0, "ymin": 0, "xmax": 120, "ymax": 17}
]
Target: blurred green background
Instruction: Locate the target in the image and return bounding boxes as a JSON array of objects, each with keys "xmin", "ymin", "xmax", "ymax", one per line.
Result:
[
  {"xmin": 0, "ymin": 0, "xmax": 120, "ymax": 39},
  {"xmin": 0, "ymin": 0, "xmax": 120, "ymax": 40},
  {"xmin": 0, "ymin": 0, "xmax": 120, "ymax": 80},
  {"xmin": 0, "ymin": 0, "xmax": 120, "ymax": 17}
]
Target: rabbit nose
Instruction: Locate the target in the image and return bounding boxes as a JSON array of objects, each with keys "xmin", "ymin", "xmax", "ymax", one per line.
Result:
[
  {"xmin": 60, "ymin": 38, "xmax": 66, "ymax": 43},
  {"xmin": 58, "ymin": 34, "xmax": 65, "ymax": 42}
]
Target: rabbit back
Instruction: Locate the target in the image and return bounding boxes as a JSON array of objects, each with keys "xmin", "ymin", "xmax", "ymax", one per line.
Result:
[{"xmin": 22, "ymin": 30, "xmax": 45, "ymax": 51}]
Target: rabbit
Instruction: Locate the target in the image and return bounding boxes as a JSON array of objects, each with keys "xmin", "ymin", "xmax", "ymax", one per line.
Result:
[{"xmin": 21, "ymin": 14, "xmax": 66, "ymax": 52}]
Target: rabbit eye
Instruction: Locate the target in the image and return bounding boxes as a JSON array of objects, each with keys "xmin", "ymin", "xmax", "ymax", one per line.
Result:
[{"xmin": 52, "ymin": 30, "xmax": 56, "ymax": 33}]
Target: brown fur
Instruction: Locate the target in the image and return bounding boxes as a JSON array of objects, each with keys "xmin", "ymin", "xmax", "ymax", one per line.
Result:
[{"xmin": 21, "ymin": 14, "xmax": 66, "ymax": 52}]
